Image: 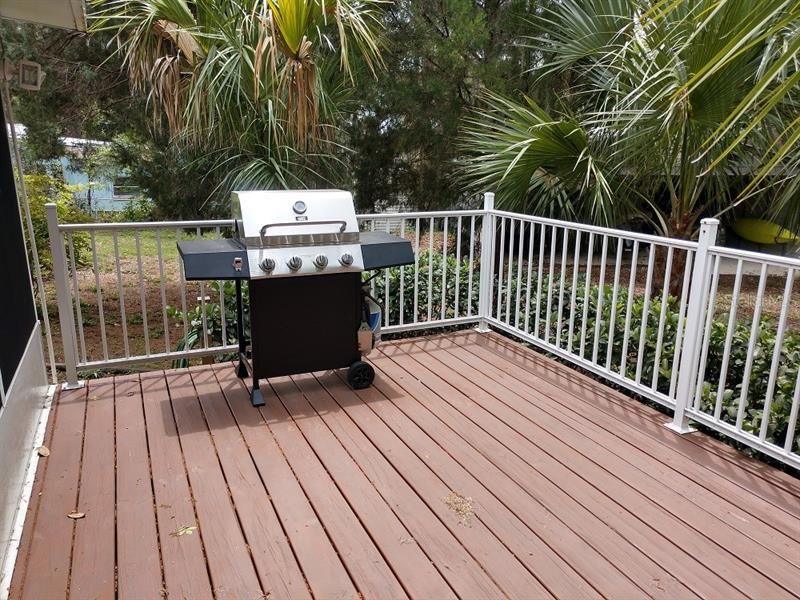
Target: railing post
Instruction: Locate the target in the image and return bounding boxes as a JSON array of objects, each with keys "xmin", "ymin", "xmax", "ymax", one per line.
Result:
[
  {"xmin": 476, "ymin": 192, "xmax": 496, "ymax": 333},
  {"xmin": 46, "ymin": 203, "xmax": 82, "ymax": 389},
  {"xmin": 666, "ymin": 217, "xmax": 719, "ymax": 433}
]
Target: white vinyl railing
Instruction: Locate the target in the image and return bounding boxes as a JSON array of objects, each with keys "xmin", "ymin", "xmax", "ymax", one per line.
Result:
[{"xmin": 45, "ymin": 195, "xmax": 800, "ymax": 469}]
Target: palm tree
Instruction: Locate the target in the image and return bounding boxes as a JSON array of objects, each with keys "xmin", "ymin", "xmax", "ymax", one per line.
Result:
[
  {"xmin": 92, "ymin": 0, "xmax": 386, "ymax": 191},
  {"xmin": 459, "ymin": 0, "xmax": 800, "ymax": 240}
]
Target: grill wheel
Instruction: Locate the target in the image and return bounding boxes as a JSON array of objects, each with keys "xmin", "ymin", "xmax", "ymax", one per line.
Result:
[{"xmin": 347, "ymin": 360, "xmax": 375, "ymax": 390}]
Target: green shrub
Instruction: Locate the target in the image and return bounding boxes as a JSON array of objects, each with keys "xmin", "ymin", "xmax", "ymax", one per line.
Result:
[
  {"xmin": 167, "ymin": 280, "xmax": 247, "ymax": 367},
  {"xmin": 496, "ymin": 261, "xmax": 800, "ymax": 453},
  {"xmin": 370, "ymin": 250, "xmax": 480, "ymax": 323},
  {"xmin": 26, "ymin": 173, "xmax": 90, "ymax": 273}
]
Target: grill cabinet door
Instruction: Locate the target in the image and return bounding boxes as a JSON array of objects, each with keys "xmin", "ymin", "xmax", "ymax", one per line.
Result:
[{"xmin": 249, "ymin": 273, "xmax": 362, "ymax": 378}]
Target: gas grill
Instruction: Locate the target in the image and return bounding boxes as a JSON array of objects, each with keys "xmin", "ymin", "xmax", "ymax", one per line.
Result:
[{"xmin": 177, "ymin": 189, "xmax": 413, "ymax": 406}]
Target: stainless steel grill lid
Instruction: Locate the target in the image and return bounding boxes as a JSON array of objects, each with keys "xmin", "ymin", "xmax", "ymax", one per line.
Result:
[{"xmin": 232, "ymin": 189, "xmax": 364, "ymax": 279}]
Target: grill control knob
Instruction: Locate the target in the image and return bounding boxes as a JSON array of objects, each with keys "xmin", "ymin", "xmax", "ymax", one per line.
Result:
[
  {"xmin": 259, "ymin": 257, "xmax": 276, "ymax": 273},
  {"xmin": 339, "ymin": 252, "xmax": 354, "ymax": 267},
  {"xmin": 287, "ymin": 255, "xmax": 303, "ymax": 272},
  {"xmin": 313, "ymin": 254, "xmax": 329, "ymax": 270}
]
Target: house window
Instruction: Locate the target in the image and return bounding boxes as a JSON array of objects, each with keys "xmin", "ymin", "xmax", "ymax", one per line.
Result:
[{"xmin": 112, "ymin": 176, "xmax": 138, "ymax": 199}]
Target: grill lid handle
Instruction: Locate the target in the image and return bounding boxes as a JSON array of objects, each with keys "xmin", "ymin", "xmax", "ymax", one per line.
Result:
[{"xmin": 259, "ymin": 219, "xmax": 348, "ymax": 238}]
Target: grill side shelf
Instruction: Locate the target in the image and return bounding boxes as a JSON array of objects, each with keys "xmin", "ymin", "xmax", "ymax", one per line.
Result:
[
  {"xmin": 360, "ymin": 231, "xmax": 414, "ymax": 270},
  {"xmin": 177, "ymin": 239, "xmax": 250, "ymax": 280}
]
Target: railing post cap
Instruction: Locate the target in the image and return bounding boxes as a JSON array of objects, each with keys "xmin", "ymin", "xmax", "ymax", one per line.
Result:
[
  {"xmin": 700, "ymin": 218, "xmax": 720, "ymax": 226},
  {"xmin": 483, "ymin": 192, "xmax": 495, "ymax": 211}
]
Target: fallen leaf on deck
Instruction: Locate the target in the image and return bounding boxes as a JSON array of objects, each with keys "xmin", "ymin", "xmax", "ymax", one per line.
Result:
[
  {"xmin": 170, "ymin": 525, "xmax": 197, "ymax": 537},
  {"xmin": 36, "ymin": 446, "xmax": 50, "ymax": 457},
  {"xmin": 67, "ymin": 511, "xmax": 85, "ymax": 520}
]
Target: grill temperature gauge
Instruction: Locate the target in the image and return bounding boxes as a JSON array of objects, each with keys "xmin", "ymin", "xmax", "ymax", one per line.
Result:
[
  {"xmin": 339, "ymin": 252, "xmax": 354, "ymax": 267},
  {"xmin": 313, "ymin": 254, "xmax": 329, "ymax": 270},
  {"xmin": 287, "ymin": 256, "xmax": 303, "ymax": 272}
]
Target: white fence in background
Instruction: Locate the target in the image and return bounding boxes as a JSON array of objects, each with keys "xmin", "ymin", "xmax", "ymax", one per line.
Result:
[{"xmin": 45, "ymin": 196, "xmax": 800, "ymax": 469}]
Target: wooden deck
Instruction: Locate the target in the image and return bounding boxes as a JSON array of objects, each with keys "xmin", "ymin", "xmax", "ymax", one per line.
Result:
[{"xmin": 8, "ymin": 331, "xmax": 800, "ymax": 600}]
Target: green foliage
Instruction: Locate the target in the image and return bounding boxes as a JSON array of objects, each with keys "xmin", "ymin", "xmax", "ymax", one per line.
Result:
[
  {"xmin": 116, "ymin": 198, "xmax": 156, "ymax": 223},
  {"xmin": 106, "ymin": 133, "xmax": 225, "ymax": 219},
  {"xmin": 347, "ymin": 0, "xmax": 540, "ymax": 211},
  {"xmin": 496, "ymin": 260, "xmax": 800, "ymax": 452},
  {"xmin": 370, "ymin": 249, "xmax": 479, "ymax": 323},
  {"xmin": 92, "ymin": 0, "xmax": 387, "ymax": 193},
  {"xmin": 167, "ymin": 281, "xmax": 247, "ymax": 368},
  {"xmin": 25, "ymin": 173, "xmax": 90, "ymax": 272},
  {"xmin": 0, "ymin": 21, "xmax": 146, "ymax": 160},
  {"xmin": 459, "ymin": 0, "xmax": 800, "ymax": 238}
]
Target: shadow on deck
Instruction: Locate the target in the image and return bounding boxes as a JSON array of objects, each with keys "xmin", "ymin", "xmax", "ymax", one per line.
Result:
[{"xmin": 9, "ymin": 331, "xmax": 800, "ymax": 599}]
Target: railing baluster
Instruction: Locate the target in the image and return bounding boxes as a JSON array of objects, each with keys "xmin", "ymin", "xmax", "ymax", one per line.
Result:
[
  {"xmin": 441, "ymin": 216, "xmax": 448, "ymax": 321},
  {"xmin": 455, "ymin": 216, "xmax": 463, "ymax": 318},
  {"xmin": 216, "ymin": 226, "xmax": 227, "ymax": 346},
  {"xmin": 467, "ymin": 215, "xmax": 475, "ymax": 317},
  {"xmin": 67, "ymin": 231, "xmax": 86, "ymax": 364},
  {"xmin": 400, "ymin": 218, "xmax": 406, "ymax": 325},
  {"xmin": 156, "ymin": 230, "xmax": 171, "ymax": 355},
  {"xmin": 714, "ymin": 259, "xmax": 744, "ymax": 420},
  {"xmin": 514, "ymin": 220, "xmax": 524, "ymax": 329},
  {"xmin": 567, "ymin": 231, "xmax": 582, "ymax": 353},
  {"xmin": 619, "ymin": 240, "xmax": 639, "ymax": 375},
  {"xmin": 197, "ymin": 226, "xmax": 209, "ymax": 350},
  {"xmin": 669, "ymin": 250, "xmax": 694, "ymax": 400},
  {"xmin": 428, "ymin": 217, "xmax": 434, "ymax": 322},
  {"xmin": 176, "ymin": 227, "xmax": 189, "ymax": 344},
  {"xmin": 760, "ymin": 268, "xmax": 794, "ymax": 441},
  {"xmin": 605, "ymin": 238, "xmax": 623, "ymax": 370},
  {"xmin": 113, "ymin": 231, "xmax": 130, "ymax": 358},
  {"xmin": 496, "ymin": 217, "xmax": 506, "ymax": 321},
  {"xmin": 555, "ymin": 228, "xmax": 569, "ymax": 347},
  {"xmin": 505, "ymin": 219, "xmax": 516, "ymax": 325},
  {"xmin": 414, "ymin": 218, "xmax": 420, "ymax": 322},
  {"xmin": 135, "ymin": 231, "xmax": 151, "ymax": 357},
  {"xmin": 90, "ymin": 232, "xmax": 109, "ymax": 362},
  {"xmin": 579, "ymin": 232, "xmax": 595, "ymax": 359},
  {"xmin": 634, "ymin": 243, "xmax": 656, "ymax": 384},
  {"xmin": 384, "ymin": 220, "xmax": 392, "ymax": 322},
  {"xmin": 534, "ymin": 223, "xmax": 545, "ymax": 338},
  {"xmin": 523, "ymin": 221, "xmax": 535, "ymax": 334},
  {"xmin": 544, "ymin": 225, "xmax": 557, "ymax": 342},
  {"xmin": 691, "ymin": 255, "xmax": 722, "ymax": 409},
  {"xmin": 650, "ymin": 246, "xmax": 674, "ymax": 390},
  {"xmin": 592, "ymin": 235, "xmax": 609, "ymax": 363},
  {"xmin": 735, "ymin": 263, "xmax": 769, "ymax": 430},
  {"xmin": 370, "ymin": 219, "xmax": 377, "ymax": 300},
  {"xmin": 784, "ymin": 373, "xmax": 800, "ymax": 454}
]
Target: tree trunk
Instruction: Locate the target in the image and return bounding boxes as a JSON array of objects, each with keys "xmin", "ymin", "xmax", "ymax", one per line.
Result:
[{"xmin": 653, "ymin": 218, "xmax": 696, "ymax": 299}]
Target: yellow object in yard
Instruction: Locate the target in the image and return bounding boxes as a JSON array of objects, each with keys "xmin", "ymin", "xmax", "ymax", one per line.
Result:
[{"xmin": 730, "ymin": 219, "xmax": 800, "ymax": 245}]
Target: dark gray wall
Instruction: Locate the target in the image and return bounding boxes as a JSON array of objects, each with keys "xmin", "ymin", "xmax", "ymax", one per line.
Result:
[{"xmin": 0, "ymin": 91, "xmax": 37, "ymax": 391}]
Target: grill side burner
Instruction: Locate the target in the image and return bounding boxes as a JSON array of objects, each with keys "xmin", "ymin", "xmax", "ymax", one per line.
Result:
[{"xmin": 177, "ymin": 189, "xmax": 414, "ymax": 406}]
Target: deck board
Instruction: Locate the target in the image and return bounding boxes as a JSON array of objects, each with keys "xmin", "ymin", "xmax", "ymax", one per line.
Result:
[
  {"xmin": 140, "ymin": 371, "xmax": 214, "ymax": 600},
  {"xmin": 70, "ymin": 379, "xmax": 116, "ymax": 600},
  {"xmin": 9, "ymin": 331, "xmax": 800, "ymax": 600},
  {"xmin": 114, "ymin": 375, "xmax": 163, "ymax": 600}
]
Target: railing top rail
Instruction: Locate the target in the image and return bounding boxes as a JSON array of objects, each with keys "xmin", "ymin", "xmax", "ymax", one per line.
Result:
[
  {"xmin": 357, "ymin": 209, "xmax": 485, "ymax": 220},
  {"xmin": 709, "ymin": 245, "xmax": 800, "ymax": 270},
  {"xmin": 58, "ymin": 219, "xmax": 237, "ymax": 232},
  {"xmin": 490, "ymin": 209, "xmax": 699, "ymax": 250}
]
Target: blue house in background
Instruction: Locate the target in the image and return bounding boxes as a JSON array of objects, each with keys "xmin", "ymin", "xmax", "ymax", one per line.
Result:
[
  {"xmin": 59, "ymin": 135, "xmax": 141, "ymax": 214},
  {"xmin": 13, "ymin": 124, "xmax": 141, "ymax": 213}
]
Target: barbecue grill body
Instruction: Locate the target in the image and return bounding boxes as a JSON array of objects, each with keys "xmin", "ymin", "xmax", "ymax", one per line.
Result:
[
  {"xmin": 249, "ymin": 273, "xmax": 361, "ymax": 379},
  {"xmin": 176, "ymin": 189, "xmax": 414, "ymax": 407}
]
